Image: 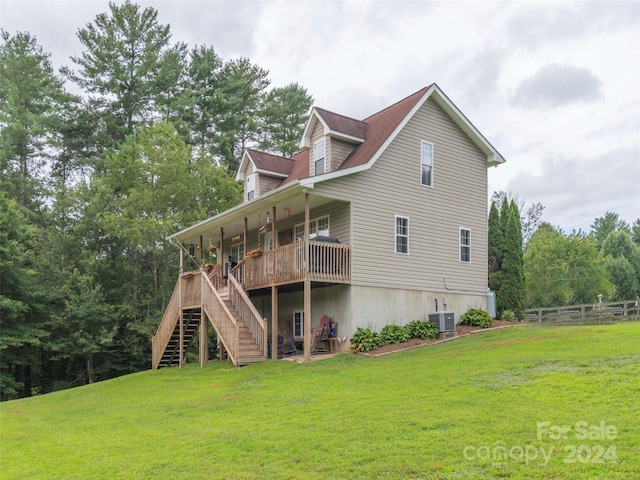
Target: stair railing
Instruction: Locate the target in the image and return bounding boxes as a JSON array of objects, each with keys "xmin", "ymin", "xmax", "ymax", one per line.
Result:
[
  {"xmin": 228, "ymin": 266, "xmax": 268, "ymax": 357},
  {"xmin": 200, "ymin": 271, "xmax": 240, "ymax": 366},
  {"xmin": 152, "ymin": 279, "xmax": 181, "ymax": 370}
]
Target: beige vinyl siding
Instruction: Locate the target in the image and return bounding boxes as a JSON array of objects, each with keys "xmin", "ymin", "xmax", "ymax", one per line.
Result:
[
  {"xmin": 243, "ymin": 200, "xmax": 350, "ymax": 252},
  {"xmin": 312, "ymin": 97, "xmax": 488, "ymax": 295},
  {"xmin": 258, "ymin": 175, "xmax": 280, "ymax": 196},
  {"xmin": 310, "ymin": 122, "xmax": 325, "ymax": 176},
  {"xmin": 329, "ymin": 138, "xmax": 356, "ymax": 171},
  {"xmin": 243, "ymin": 162, "xmax": 255, "ymax": 202}
]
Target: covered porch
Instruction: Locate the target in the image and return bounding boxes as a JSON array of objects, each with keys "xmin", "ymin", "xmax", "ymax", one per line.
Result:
[{"xmin": 163, "ymin": 185, "xmax": 352, "ymax": 364}]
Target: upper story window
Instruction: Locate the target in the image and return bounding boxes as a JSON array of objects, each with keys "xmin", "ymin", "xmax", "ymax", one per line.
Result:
[
  {"xmin": 246, "ymin": 174, "xmax": 255, "ymax": 201},
  {"xmin": 420, "ymin": 141, "xmax": 433, "ymax": 187},
  {"xmin": 294, "ymin": 215, "xmax": 330, "ymax": 241},
  {"xmin": 460, "ymin": 228, "xmax": 471, "ymax": 263},
  {"xmin": 314, "ymin": 139, "xmax": 326, "ymax": 175},
  {"xmin": 395, "ymin": 215, "xmax": 409, "ymax": 255}
]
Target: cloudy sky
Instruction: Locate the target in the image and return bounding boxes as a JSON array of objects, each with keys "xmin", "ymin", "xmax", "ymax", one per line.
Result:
[{"xmin": 2, "ymin": 0, "xmax": 639, "ymax": 232}]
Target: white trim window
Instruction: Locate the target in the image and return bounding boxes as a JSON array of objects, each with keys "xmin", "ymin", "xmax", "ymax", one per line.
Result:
[
  {"xmin": 460, "ymin": 228, "xmax": 471, "ymax": 263},
  {"xmin": 231, "ymin": 243, "xmax": 244, "ymax": 263},
  {"xmin": 420, "ymin": 141, "xmax": 433, "ymax": 187},
  {"xmin": 314, "ymin": 138, "xmax": 326, "ymax": 175},
  {"xmin": 395, "ymin": 215, "xmax": 409, "ymax": 254},
  {"xmin": 295, "ymin": 215, "xmax": 330, "ymax": 241},
  {"xmin": 246, "ymin": 174, "xmax": 255, "ymax": 201},
  {"xmin": 293, "ymin": 311, "xmax": 304, "ymax": 340}
]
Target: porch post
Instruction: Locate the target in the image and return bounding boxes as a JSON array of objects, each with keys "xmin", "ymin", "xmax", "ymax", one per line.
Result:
[
  {"xmin": 243, "ymin": 217, "xmax": 248, "ymax": 258},
  {"xmin": 272, "ymin": 205, "xmax": 277, "ymax": 283},
  {"xmin": 179, "ymin": 248, "xmax": 184, "ymax": 274},
  {"xmin": 271, "ymin": 286, "xmax": 278, "ymax": 360},
  {"xmin": 220, "ymin": 227, "xmax": 224, "ymax": 263},
  {"xmin": 303, "ymin": 192, "xmax": 311, "ymax": 362},
  {"xmin": 199, "ymin": 310, "xmax": 208, "ymax": 367},
  {"xmin": 199, "ymin": 235, "xmax": 204, "ymax": 266},
  {"xmin": 179, "ymin": 309, "xmax": 184, "ymax": 368}
]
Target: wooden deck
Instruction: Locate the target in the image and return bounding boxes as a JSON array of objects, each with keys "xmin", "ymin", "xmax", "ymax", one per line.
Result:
[
  {"xmin": 152, "ymin": 241, "xmax": 350, "ymax": 369},
  {"xmin": 233, "ymin": 240, "xmax": 350, "ymax": 289}
]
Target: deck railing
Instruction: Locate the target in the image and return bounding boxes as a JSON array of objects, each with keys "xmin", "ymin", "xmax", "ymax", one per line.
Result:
[
  {"xmin": 152, "ymin": 280, "xmax": 181, "ymax": 369},
  {"xmin": 236, "ymin": 241, "xmax": 350, "ymax": 289}
]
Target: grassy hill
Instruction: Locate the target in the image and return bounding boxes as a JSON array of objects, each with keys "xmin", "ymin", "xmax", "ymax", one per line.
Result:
[{"xmin": 1, "ymin": 324, "xmax": 638, "ymax": 479}]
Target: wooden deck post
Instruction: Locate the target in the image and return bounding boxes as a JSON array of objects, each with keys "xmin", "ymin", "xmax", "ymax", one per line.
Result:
[
  {"xmin": 271, "ymin": 286, "xmax": 278, "ymax": 360},
  {"xmin": 244, "ymin": 217, "xmax": 248, "ymax": 258},
  {"xmin": 179, "ymin": 310, "xmax": 184, "ymax": 368},
  {"xmin": 199, "ymin": 235, "xmax": 203, "ymax": 266},
  {"xmin": 199, "ymin": 312, "xmax": 208, "ymax": 367},
  {"xmin": 303, "ymin": 192, "xmax": 311, "ymax": 362}
]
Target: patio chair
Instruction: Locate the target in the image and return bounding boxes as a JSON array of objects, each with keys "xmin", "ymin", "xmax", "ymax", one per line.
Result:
[{"xmin": 311, "ymin": 315, "xmax": 331, "ymax": 353}]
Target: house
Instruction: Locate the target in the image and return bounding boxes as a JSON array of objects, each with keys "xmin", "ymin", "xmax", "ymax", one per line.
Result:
[{"xmin": 152, "ymin": 83, "xmax": 505, "ymax": 369}]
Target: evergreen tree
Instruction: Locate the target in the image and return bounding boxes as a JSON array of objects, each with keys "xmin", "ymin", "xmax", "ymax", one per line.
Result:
[
  {"xmin": 0, "ymin": 30, "xmax": 69, "ymax": 210},
  {"xmin": 259, "ymin": 83, "xmax": 313, "ymax": 157},
  {"xmin": 487, "ymin": 200, "xmax": 502, "ymax": 291},
  {"xmin": 632, "ymin": 219, "xmax": 640, "ymax": 246},
  {"xmin": 215, "ymin": 57, "xmax": 270, "ymax": 171},
  {"xmin": 591, "ymin": 211, "xmax": 630, "ymax": 248},
  {"xmin": 497, "ymin": 201, "xmax": 525, "ymax": 318},
  {"xmin": 0, "ymin": 194, "xmax": 48, "ymax": 399},
  {"xmin": 66, "ymin": 1, "xmax": 184, "ymax": 151}
]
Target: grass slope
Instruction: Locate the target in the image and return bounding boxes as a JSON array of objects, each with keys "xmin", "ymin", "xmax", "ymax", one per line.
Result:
[{"xmin": 1, "ymin": 324, "xmax": 639, "ymax": 479}]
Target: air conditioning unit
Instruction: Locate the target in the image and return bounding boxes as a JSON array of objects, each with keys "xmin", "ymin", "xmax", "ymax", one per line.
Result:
[{"xmin": 428, "ymin": 311, "xmax": 455, "ymax": 332}]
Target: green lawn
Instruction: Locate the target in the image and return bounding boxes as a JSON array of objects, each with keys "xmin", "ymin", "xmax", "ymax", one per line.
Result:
[{"xmin": 1, "ymin": 324, "xmax": 639, "ymax": 479}]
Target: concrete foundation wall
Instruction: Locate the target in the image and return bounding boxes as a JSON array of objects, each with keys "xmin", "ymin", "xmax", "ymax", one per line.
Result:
[
  {"xmin": 249, "ymin": 284, "xmax": 486, "ymax": 352},
  {"xmin": 349, "ymin": 285, "xmax": 486, "ymax": 334}
]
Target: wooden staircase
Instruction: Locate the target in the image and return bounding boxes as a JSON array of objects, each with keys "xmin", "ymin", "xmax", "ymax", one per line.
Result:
[
  {"xmin": 152, "ymin": 269, "xmax": 267, "ymax": 369},
  {"xmin": 218, "ymin": 286, "xmax": 266, "ymax": 365},
  {"xmin": 157, "ymin": 309, "xmax": 201, "ymax": 368}
]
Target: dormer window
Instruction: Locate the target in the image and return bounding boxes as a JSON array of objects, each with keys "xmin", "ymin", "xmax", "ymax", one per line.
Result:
[
  {"xmin": 314, "ymin": 139, "xmax": 326, "ymax": 175},
  {"xmin": 246, "ymin": 174, "xmax": 255, "ymax": 201}
]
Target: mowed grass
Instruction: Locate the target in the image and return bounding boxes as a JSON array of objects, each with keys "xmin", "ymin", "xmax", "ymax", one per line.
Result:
[{"xmin": 1, "ymin": 324, "xmax": 639, "ymax": 479}]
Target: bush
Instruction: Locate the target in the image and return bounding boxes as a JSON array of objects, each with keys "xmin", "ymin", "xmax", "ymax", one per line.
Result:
[
  {"xmin": 459, "ymin": 308, "xmax": 494, "ymax": 328},
  {"xmin": 406, "ymin": 320, "xmax": 440, "ymax": 339},
  {"xmin": 500, "ymin": 309, "xmax": 515, "ymax": 321},
  {"xmin": 349, "ymin": 327, "xmax": 384, "ymax": 352},
  {"xmin": 380, "ymin": 324, "xmax": 411, "ymax": 344}
]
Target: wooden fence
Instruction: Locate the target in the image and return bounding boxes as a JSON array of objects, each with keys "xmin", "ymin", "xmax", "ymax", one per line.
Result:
[{"xmin": 524, "ymin": 300, "xmax": 640, "ymax": 325}]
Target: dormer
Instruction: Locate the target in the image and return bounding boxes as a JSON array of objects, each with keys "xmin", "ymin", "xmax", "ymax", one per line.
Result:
[
  {"xmin": 299, "ymin": 108, "xmax": 368, "ymax": 176},
  {"xmin": 236, "ymin": 149, "xmax": 295, "ymax": 202}
]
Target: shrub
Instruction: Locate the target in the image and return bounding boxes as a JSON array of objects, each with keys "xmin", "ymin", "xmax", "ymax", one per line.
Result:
[
  {"xmin": 406, "ymin": 320, "xmax": 440, "ymax": 339},
  {"xmin": 459, "ymin": 308, "xmax": 494, "ymax": 328},
  {"xmin": 380, "ymin": 324, "xmax": 411, "ymax": 344},
  {"xmin": 501, "ymin": 309, "xmax": 515, "ymax": 321},
  {"xmin": 350, "ymin": 327, "xmax": 384, "ymax": 352}
]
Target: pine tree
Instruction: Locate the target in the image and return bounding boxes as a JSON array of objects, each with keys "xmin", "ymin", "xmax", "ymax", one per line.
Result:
[
  {"xmin": 488, "ymin": 200, "xmax": 502, "ymax": 291},
  {"xmin": 497, "ymin": 201, "xmax": 526, "ymax": 318}
]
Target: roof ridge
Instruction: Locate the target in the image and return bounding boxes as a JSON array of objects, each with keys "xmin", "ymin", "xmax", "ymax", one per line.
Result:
[
  {"xmin": 314, "ymin": 106, "xmax": 369, "ymax": 126},
  {"xmin": 247, "ymin": 148, "xmax": 296, "ymax": 162},
  {"xmin": 362, "ymin": 85, "xmax": 431, "ymax": 122}
]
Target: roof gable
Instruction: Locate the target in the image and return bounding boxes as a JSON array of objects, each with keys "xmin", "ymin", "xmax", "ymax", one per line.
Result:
[
  {"xmin": 238, "ymin": 83, "xmax": 505, "ymax": 189},
  {"xmin": 236, "ymin": 149, "xmax": 296, "ymax": 181}
]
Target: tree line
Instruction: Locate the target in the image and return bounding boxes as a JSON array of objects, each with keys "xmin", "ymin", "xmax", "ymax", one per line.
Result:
[
  {"xmin": 3, "ymin": 1, "xmax": 638, "ymax": 401},
  {"xmin": 1, "ymin": 1, "xmax": 313, "ymax": 400},
  {"xmin": 489, "ymin": 193, "xmax": 640, "ymax": 318}
]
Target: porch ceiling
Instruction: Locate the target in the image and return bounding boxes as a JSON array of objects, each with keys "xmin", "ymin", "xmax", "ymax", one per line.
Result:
[{"xmin": 168, "ymin": 182, "xmax": 343, "ymax": 246}]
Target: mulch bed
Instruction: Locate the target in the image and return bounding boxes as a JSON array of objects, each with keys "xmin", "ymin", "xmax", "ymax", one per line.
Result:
[{"xmin": 362, "ymin": 320, "xmax": 524, "ymax": 357}]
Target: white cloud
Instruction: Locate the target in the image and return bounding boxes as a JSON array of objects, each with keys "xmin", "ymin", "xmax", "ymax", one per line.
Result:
[
  {"xmin": 511, "ymin": 64, "xmax": 604, "ymax": 108},
  {"xmin": 1, "ymin": 0, "xmax": 639, "ymax": 231}
]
